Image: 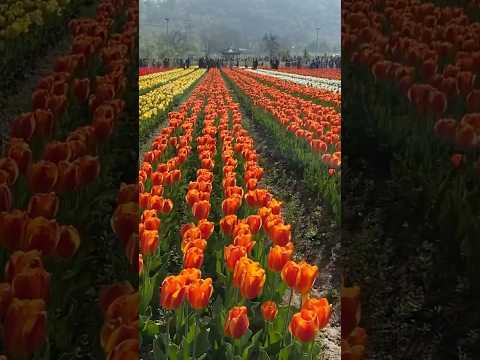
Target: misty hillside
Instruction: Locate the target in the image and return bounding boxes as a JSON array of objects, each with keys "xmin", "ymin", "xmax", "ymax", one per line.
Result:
[{"xmin": 140, "ymin": 0, "xmax": 340, "ymax": 58}]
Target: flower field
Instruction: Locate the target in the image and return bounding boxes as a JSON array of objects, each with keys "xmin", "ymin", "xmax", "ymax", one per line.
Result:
[
  {"xmin": 342, "ymin": 0, "xmax": 480, "ymax": 357},
  {"xmin": 261, "ymin": 68, "xmax": 341, "ymax": 81},
  {"xmin": 138, "ymin": 66, "xmax": 341, "ymax": 358},
  {"xmin": 0, "ymin": 0, "xmax": 139, "ymax": 358},
  {"xmin": 249, "ymin": 69, "xmax": 341, "ymax": 94}
]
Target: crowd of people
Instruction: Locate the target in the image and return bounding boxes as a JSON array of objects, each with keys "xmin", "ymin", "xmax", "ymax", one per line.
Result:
[{"xmin": 140, "ymin": 53, "xmax": 341, "ymax": 71}]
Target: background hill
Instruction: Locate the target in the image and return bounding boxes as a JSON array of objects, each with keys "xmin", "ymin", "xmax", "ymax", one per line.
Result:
[{"xmin": 140, "ymin": 0, "xmax": 340, "ymax": 59}]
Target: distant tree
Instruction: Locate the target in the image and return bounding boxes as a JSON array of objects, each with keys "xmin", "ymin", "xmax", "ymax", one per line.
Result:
[
  {"xmin": 262, "ymin": 33, "xmax": 280, "ymax": 58},
  {"xmin": 303, "ymin": 48, "xmax": 310, "ymax": 60}
]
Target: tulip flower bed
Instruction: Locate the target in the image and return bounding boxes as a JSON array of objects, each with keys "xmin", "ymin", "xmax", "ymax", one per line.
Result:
[
  {"xmin": 342, "ymin": 0, "xmax": 480, "ymax": 357},
  {"xmin": 0, "ymin": 0, "xmax": 94, "ymax": 91},
  {"xmin": 138, "ymin": 68, "xmax": 336, "ymax": 359},
  {"xmin": 343, "ymin": 0, "xmax": 480, "ymax": 280},
  {"xmin": 139, "ymin": 67, "xmax": 206, "ymax": 143},
  {"xmin": 261, "ymin": 67, "xmax": 341, "ymax": 81},
  {"xmin": 139, "ymin": 67, "xmax": 172, "ymax": 76},
  {"xmin": 248, "ymin": 69, "xmax": 341, "ymax": 94},
  {"xmin": 139, "ymin": 67, "xmax": 199, "ymax": 95},
  {"xmin": 0, "ymin": 0, "xmax": 139, "ymax": 357},
  {"xmin": 244, "ymin": 69, "xmax": 341, "ymax": 106},
  {"xmin": 222, "ymin": 68, "xmax": 341, "ymax": 220}
]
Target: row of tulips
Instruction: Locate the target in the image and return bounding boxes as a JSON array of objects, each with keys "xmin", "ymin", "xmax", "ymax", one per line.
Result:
[
  {"xmin": 139, "ymin": 67, "xmax": 198, "ymax": 93},
  {"xmin": 248, "ymin": 69, "xmax": 341, "ymax": 94},
  {"xmin": 139, "ymin": 67, "xmax": 205, "ymax": 142},
  {"xmin": 260, "ymin": 67, "xmax": 341, "ymax": 80},
  {"xmin": 244, "ymin": 69, "xmax": 341, "ymax": 106},
  {"xmin": 223, "ymin": 69, "xmax": 341, "ymax": 169},
  {"xmin": 0, "ymin": 0, "xmax": 138, "ymax": 357},
  {"xmin": 139, "ymin": 66, "xmax": 172, "ymax": 76},
  {"xmin": 144, "ymin": 69, "xmax": 333, "ymax": 359},
  {"xmin": 222, "ymin": 68, "xmax": 341, "ymax": 218},
  {"xmin": 342, "ymin": 0, "xmax": 480, "ymax": 290}
]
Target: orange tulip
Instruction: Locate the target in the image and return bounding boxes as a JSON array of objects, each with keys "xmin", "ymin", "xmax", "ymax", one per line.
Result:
[
  {"xmin": 4, "ymin": 298, "xmax": 47, "ymax": 358},
  {"xmin": 224, "ymin": 306, "xmax": 249, "ymax": 339},
  {"xmin": 0, "ymin": 283, "xmax": 13, "ymax": 320},
  {"xmin": 99, "ymin": 282, "xmax": 135, "ymax": 314},
  {"xmin": 222, "ymin": 196, "xmax": 242, "ymax": 215},
  {"xmin": 245, "ymin": 215, "xmax": 262, "ymax": 234},
  {"xmin": 183, "ymin": 246, "xmax": 204, "ymax": 268},
  {"xmin": 140, "ymin": 230, "xmax": 159, "ymax": 255},
  {"xmin": 111, "ymin": 202, "xmax": 138, "ymax": 245},
  {"xmin": 117, "ymin": 183, "xmax": 138, "ymax": 205},
  {"xmin": 103, "ymin": 323, "xmax": 138, "ymax": 354},
  {"xmin": 240, "ymin": 262, "xmax": 266, "ymax": 299},
  {"xmin": 143, "ymin": 216, "xmax": 160, "ymax": 231},
  {"xmin": 56, "ymin": 225, "xmax": 81, "ymax": 258},
  {"xmin": 104, "ymin": 292, "xmax": 139, "ymax": 326},
  {"xmin": 192, "ymin": 200, "xmax": 210, "ymax": 220},
  {"xmin": 55, "ymin": 160, "xmax": 78, "ymax": 193},
  {"xmin": 302, "ymin": 297, "xmax": 331, "ymax": 329},
  {"xmin": 233, "ymin": 257, "xmax": 252, "ymax": 288},
  {"xmin": 268, "ymin": 199, "xmax": 282, "ymax": 215},
  {"xmin": 289, "ymin": 309, "xmax": 319, "ymax": 343},
  {"xmin": 106, "ymin": 339, "xmax": 139, "ymax": 360},
  {"xmin": 25, "ymin": 217, "xmax": 60, "ymax": 255},
  {"xmin": 0, "ymin": 158, "xmax": 20, "ymax": 185},
  {"xmin": 198, "ymin": 219, "xmax": 215, "ymax": 239},
  {"xmin": 12, "ymin": 267, "xmax": 50, "ymax": 302},
  {"xmin": 224, "ymin": 244, "xmax": 247, "ymax": 271},
  {"xmin": 220, "ymin": 214, "xmax": 238, "ymax": 236},
  {"xmin": 10, "ymin": 112, "xmax": 36, "ymax": 141},
  {"xmin": 75, "ymin": 155, "xmax": 101, "ymax": 187},
  {"xmin": 160, "ymin": 275, "xmax": 185, "ymax": 310},
  {"xmin": 267, "ymin": 243, "xmax": 294, "ymax": 272},
  {"xmin": 233, "ymin": 232, "xmax": 256, "ymax": 253},
  {"xmin": 27, "ymin": 192, "xmax": 59, "ymax": 219},
  {"xmin": 7, "ymin": 138, "xmax": 32, "ymax": 173},
  {"xmin": 43, "ymin": 141, "xmax": 72, "ymax": 163},
  {"xmin": 281, "ymin": 260, "xmax": 318, "ymax": 294},
  {"xmin": 186, "ymin": 278, "xmax": 213, "ymax": 309},
  {"xmin": 269, "ymin": 223, "xmax": 291, "ymax": 246},
  {"xmin": 28, "ymin": 161, "xmax": 58, "ymax": 193},
  {"xmin": 341, "ymin": 286, "xmax": 361, "ymax": 339},
  {"xmin": 261, "ymin": 300, "xmax": 278, "ymax": 321},
  {"xmin": 179, "ymin": 268, "xmax": 202, "ymax": 286}
]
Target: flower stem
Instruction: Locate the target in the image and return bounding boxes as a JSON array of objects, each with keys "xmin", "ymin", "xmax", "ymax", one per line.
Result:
[
  {"xmin": 192, "ymin": 312, "xmax": 197, "ymax": 360},
  {"xmin": 282, "ymin": 288, "xmax": 294, "ymax": 346}
]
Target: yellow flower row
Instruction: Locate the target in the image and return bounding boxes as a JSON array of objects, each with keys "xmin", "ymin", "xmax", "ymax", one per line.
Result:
[
  {"xmin": 0, "ymin": 0, "xmax": 71, "ymax": 40},
  {"xmin": 139, "ymin": 69, "xmax": 205, "ymax": 122},
  {"xmin": 139, "ymin": 67, "xmax": 198, "ymax": 92}
]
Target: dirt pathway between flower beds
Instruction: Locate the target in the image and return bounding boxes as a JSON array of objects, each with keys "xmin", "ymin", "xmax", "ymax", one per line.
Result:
[
  {"xmin": 0, "ymin": 2, "xmax": 98, "ymax": 148},
  {"xmin": 226, "ymin": 86, "xmax": 341, "ymax": 359}
]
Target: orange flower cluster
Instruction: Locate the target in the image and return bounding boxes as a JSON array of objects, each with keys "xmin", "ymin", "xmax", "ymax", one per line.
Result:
[
  {"xmin": 135, "ymin": 77, "xmax": 208, "ymax": 268},
  {"xmin": 244, "ymin": 70, "xmax": 341, "ymax": 106},
  {"xmin": 224, "ymin": 69, "xmax": 341, "ymax": 173},
  {"xmin": 343, "ymin": 0, "xmax": 480, "ymax": 167},
  {"xmin": 262, "ymin": 67, "xmax": 341, "ymax": 80},
  {"xmin": 341, "ymin": 285, "xmax": 367, "ymax": 360},
  {"xmin": 99, "ymin": 282, "xmax": 139, "ymax": 359},
  {"xmin": 0, "ymin": 251, "xmax": 48, "ymax": 358}
]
